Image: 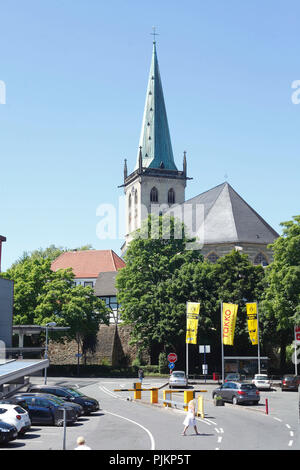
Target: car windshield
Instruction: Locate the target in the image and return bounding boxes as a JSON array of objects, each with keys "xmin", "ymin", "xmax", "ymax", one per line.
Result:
[
  {"xmin": 0, "ymin": 409, "xmax": 7, "ymax": 414},
  {"xmin": 45, "ymin": 396, "xmax": 65, "ymax": 405},
  {"xmin": 255, "ymin": 376, "xmax": 268, "ymax": 380},
  {"xmin": 65, "ymin": 388, "xmax": 85, "ymax": 397},
  {"xmin": 14, "ymin": 406, "xmax": 26, "ymax": 414},
  {"xmin": 241, "ymin": 384, "xmax": 256, "ymax": 390},
  {"xmin": 172, "ymin": 373, "xmax": 185, "ymax": 378}
]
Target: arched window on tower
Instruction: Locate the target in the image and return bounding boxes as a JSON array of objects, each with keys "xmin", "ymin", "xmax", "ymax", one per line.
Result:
[
  {"xmin": 254, "ymin": 252, "xmax": 269, "ymax": 267},
  {"xmin": 206, "ymin": 252, "xmax": 220, "ymax": 264},
  {"xmin": 128, "ymin": 193, "xmax": 132, "ymax": 208},
  {"xmin": 168, "ymin": 188, "xmax": 175, "ymax": 204},
  {"xmin": 150, "ymin": 187, "xmax": 158, "ymax": 203},
  {"xmin": 134, "ymin": 189, "xmax": 138, "ymax": 205}
]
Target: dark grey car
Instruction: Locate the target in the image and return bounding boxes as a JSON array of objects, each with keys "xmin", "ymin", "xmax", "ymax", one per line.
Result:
[{"xmin": 212, "ymin": 381, "xmax": 260, "ymax": 405}]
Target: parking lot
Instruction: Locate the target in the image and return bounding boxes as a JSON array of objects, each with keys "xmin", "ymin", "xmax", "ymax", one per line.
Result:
[{"xmin": 0, "ymin": 375, "xmax": 299, "ymax": 451}]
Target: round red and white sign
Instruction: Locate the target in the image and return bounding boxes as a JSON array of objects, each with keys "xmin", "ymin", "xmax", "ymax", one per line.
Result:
[{"xmin": 167, "ymin": 353, "xmax": 178, "ymax": 363}]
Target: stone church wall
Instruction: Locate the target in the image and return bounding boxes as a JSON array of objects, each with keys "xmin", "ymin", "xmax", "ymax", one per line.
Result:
[{"xmin": 201, "ymin": 243, "xmax": 274, "ymax": 265}]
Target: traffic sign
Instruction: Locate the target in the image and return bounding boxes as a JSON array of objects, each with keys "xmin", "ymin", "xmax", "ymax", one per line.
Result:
[
  {"xmin": 295, "ymin": 326, "xmax": 300, "ymax": 344},
  {"xmin": 167, "ymin": 352, "xmax": 177, "ymax": 363},
  {"xmin": 199, "ymin": 345, "xmax": 210, "ymax": 353},
  {"xmin": 168, "ymin": 362, "xmax": 175, "ymax": 369}
]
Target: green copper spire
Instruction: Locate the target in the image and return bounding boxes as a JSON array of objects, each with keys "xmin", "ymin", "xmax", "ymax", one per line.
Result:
[{"xmin": 135, "ymin": 41, "xmax": 177, "ymax": 171}]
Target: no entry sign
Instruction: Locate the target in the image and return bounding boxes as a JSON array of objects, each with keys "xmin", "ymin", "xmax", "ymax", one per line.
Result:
[
  {"xmin": 167, "ymin": 353, "xmax": 177, "ymax": 363},
  {"xmin": 295, "ymin": 326, "xmax": 300, "ymax": 343}
]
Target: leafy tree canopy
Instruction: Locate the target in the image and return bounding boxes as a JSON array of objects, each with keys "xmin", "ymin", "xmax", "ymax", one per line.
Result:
[{"xmin": 1, "ymin": 246, "xmax": 109, "ymax": 347}]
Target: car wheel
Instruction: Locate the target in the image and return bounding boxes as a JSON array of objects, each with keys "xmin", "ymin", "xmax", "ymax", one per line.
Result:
[
  {"xmin": 55, "ymin": 418, "xmax": 64, "ymax": 427},
  {"xmin": 232, "ymin": 396, "xmax": 238, "ymax": 405}
]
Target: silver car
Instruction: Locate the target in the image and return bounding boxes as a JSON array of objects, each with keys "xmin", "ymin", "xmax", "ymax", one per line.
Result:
[
  {"xmin": 212, "ymin": 381, "xmax": 260, "ymax": 405},
  {"xmin": 169, "ymin": 371, "xmax": 187, "ymax": 389}
]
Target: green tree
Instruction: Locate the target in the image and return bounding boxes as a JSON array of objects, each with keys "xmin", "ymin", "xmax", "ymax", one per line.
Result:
[
  {"xmin": 116, "ymin": 215, "xmax": 202, "ymax": 361},
  {"xmin": 213, "ymin": 250, "xmax": 266, "ymax": 354},
  {"xmin": 261, "ymin": 216, "xmax": 300, "ymax": 370},
  {"xmin": 1, "ymin": 255, "xmax": 109, "ymax": 353}
]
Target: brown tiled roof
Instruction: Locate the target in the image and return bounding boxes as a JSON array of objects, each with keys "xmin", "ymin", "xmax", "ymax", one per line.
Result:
[{"xmin": 51, "ymin": 250, "xmax": 125, "ymax": 279}]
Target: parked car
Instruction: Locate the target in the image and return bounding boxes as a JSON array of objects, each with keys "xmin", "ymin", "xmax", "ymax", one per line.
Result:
[
  {"xmin": 224, "ymin": 373, "xmax": 246, "ymax": 382},
  {"xmin": 14, "ymin": 393, "xmax": 84, "ymax": 419},
  {"xmin": 212, "ymin": 381, "xmax": 260, "ymax": 405},
  {"xmin": 169, "ymin": 371, "xmax": 188, "ymax": 389},
  {"xmin": 281, "ymin": 375, "xmax": 300, "ymax": 391},
  {"xmin": 0, "ymin": 421, "xmax": 18, "ymax": 445},
  {"xmin": 252, "ymin": 374, "xmax": 272, "ymax": 390},
  {"xmin": 0, "ymin": 404, "xmax": 31, "ymax": 435},
  {"xmin": 26, "ymin": 385, "xmax": 100, "ymax": 415},
  {"xmin": 9, "ymin": 394, "xmax": 77, "ymax": 426}
]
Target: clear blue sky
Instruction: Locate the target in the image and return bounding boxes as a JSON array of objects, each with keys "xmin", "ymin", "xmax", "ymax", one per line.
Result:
[{"xmin": 1, "ymin": 0, "xmax": 299, "ymax": 271}]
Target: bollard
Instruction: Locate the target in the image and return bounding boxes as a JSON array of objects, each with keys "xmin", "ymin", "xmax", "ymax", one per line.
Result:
[
  {"xmin": 150, "ymin": 388, "xmax": 158, "ymax": 404},
  {"xmin": 183, "ymin": 390, "xmax": 194, "ymax": 411},
  {"xmin": 133, "ymin": 382, "xmax": 141, "ymax": 400},
  {"xmin": 265, "ymin": 398, "xmax": 269, "ymax": 415},
  {"xmin": 197, "ymin": 395, "xmax": 204, "ymax": 418}
]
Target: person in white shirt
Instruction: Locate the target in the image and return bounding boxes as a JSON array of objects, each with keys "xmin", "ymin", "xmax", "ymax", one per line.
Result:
[{"xmin": 74, "ymin": 436, "xmax": 91, "ymax": 450}]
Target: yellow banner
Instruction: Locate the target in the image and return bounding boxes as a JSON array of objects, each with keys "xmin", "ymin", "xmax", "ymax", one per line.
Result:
[
  {"xmin": 186, "ymin": 302, "xmax": 200, "ymax": 344},
  {"xmin": 246, "ymin": 302, "xmax": 258, "ymax": 345},
  {"xmin": 222, "ymin": 303, "xmax": 238, "ymax": 345}
]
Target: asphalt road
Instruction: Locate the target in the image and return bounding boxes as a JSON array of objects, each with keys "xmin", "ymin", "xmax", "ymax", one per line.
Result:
[{"xmin": 1, "ymin": 376, "xmax": 300, "ymax": 453}]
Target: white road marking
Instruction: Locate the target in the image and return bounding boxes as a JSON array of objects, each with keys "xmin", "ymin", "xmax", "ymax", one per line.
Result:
[{"xmin": 103, "ymin": 409, "xmax": 155, "ymax": 450}]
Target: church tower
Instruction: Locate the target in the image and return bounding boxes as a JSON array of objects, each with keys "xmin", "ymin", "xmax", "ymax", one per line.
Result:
[{"xmin": 121, "ymin": 40, "xmax": 189, "ymax": 251}]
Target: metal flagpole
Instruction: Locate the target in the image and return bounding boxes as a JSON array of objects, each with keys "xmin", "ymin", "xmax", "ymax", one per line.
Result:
[
  {"xmin": 294, "ymin": 326, "xmax": 298, "ymax": 376},
  {"xmin": 257, "ymin": 302, "xmax": 261, "ymax": 374},
  {"xmin": 221, "ymin": 301, "xmax": 224, "ymax": 383},
  {"xmin": 186, "ymin": 302, "xmax": 188, "ymax": 381}
]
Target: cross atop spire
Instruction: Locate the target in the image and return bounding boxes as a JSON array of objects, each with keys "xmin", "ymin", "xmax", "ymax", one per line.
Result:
[{"xmin": 151, "ymin": 26, "xmax": 159, "ymax": 44}]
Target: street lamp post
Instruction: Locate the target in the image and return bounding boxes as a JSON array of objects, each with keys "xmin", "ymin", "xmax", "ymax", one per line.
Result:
[{"xmin": 44, "ymin": 322, "xmax": 57, "ymax": 385}]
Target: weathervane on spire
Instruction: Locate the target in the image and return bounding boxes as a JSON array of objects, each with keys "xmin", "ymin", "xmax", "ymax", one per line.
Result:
[{"xmin": 151, "ymin": 26, "xmax": 159, "ymax": 44}]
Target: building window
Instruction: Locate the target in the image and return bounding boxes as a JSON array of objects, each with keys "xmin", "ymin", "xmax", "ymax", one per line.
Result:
[
  {"xmin": 84, "ymin": 281, "xmax": 94, "ymax": 288},
  {"xmin": 134, "ymin": 189, "xmax": 138, "ymax": 204},
  {"xmin": 128, "ymin": 193, "xmax": 132, "ymax": 208},
  {"xmin": 99, "ymin": 296, "xmax": 120, "ymax": 324},
  {"xmin": 254, "ymin": 252, "xmax": 269, "ymax": 267},
  {"xmin": 150, "ymin": 187, "xmax": 158, "ymax": 203},
  {"xmin": 206, "ymin": 252, "xmax": 220, "ymax": 263},
  {"xmin": 168, "ymin": 188, "xmax": 175, "ymax": 204}
]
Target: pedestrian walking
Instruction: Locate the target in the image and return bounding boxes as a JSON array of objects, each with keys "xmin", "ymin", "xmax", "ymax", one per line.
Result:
[
  {"xmin": 138, "ymin": 368, "xmax": 144, "ymax": 385},
  {"xmin": 74, "ymin": 436, "xmax": 91, "ymax": 450},
  {"xmin": 182, "ymin": 399, "xmax": 199, "ymax": 436}
]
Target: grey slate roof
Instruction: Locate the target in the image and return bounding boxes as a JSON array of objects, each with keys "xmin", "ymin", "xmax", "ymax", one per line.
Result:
[
  {"xmin": 94, "ymin": 271, "xmax": 118, "ymax": 297},
  {"xmin": 179, "ymin": 182, "xmax": 279, "ymax": 245}
]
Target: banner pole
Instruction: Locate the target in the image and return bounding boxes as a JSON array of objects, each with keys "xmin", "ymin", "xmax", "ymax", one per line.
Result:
[
  {"xmin": 186, "ymin": 302, "xmax": 188, "ymax": 381},
  {"xmin": 257, "ymin": 301, "xmax": 261, "ymax": 374},
  {"xmin": 221, "ymin": 301, "xmax": 224, "ymax": 383},
  {"xmin": 294, "ymin": 325, "xmax": 298, "ymax": 376}
]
